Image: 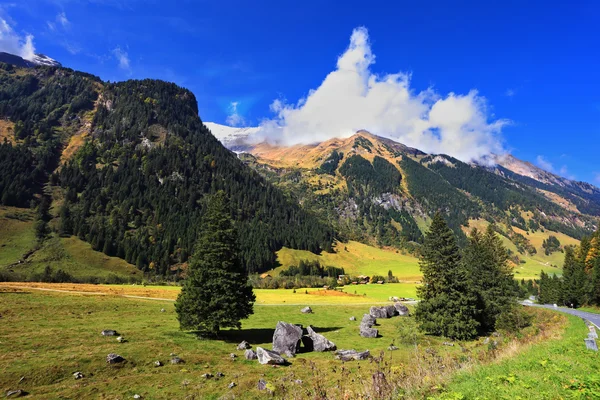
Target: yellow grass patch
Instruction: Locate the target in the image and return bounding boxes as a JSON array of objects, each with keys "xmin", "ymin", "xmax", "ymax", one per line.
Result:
[{"xmin": 0, "ymin": 119, "xmax": 15, "ymax": 144}]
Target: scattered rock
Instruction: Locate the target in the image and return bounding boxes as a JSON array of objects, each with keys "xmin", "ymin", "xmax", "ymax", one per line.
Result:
[
  {"xmin": 492, "ymin": 332, "xmax": 501, "ymax": 337},
  {"xmin": 361, "ymin": 314, "xmax": 376, "ymax": 326},
  {"xmin": 133, "ymin": 395, "xmax": 142, "ymax": 399},
  {"xmin": 170, "ymin": 353, "xmax": 176, "ymax": 356},
  {"xmin": 387, "ymin": 345, "xmax": 398, "ymax": 351},
  {"xmin": 229, "ymin": 353, "xmax": 237, "ymax": 359},
  {"xmin": 117, "ymin": 336, "xmax": 126, "ymax": 343},
  {"xmin": 228, "ymin": 382, "xmax": 236, "ymax": 389},
  {"xmin": 393, "ymin": 302, "xmax": 409, "ymax": 316},
  {"xmin": 272, "ymin": 321, "xmax": 302, "ymax": 357},
  {"xmin": 256, "ymin": 347, "xmax": 287, "ymax": 365},
  {"xmin": 483, "ymin": 338, "xmax": 490, "ymax": 345},
  {"xmin": 349, "ymin": 316, "xmax": 356, "ymax": 321},
  {"xmin": 334, "ymin": 349, "xmax": 370, "ymax": 361},
  {"xmin": 257, "ymin": 379, "xmax": 267, "ymax": 391},
  {"xmin": 369, "ymin": 306, "xmax": 389, "ymax": 319},
  {"xmin": 585, "ymin": 338, "xmax": 598, "ymax": 351},
  {"xmin": 302, "ymin": 326, "xmax": 337, "ymax": 352},
  {"xmin": 443, "ymin": 342, "xmax": 455, "ymax": 347},
  {"xmin": 153, "ymin": 361, "xmax": 162, "ymax": 367},
  {"xmin": 384, "ymin": 305, "xmax": 397, "ymax": 318},
  {"xmin": 295, "ymin": 379, "xmax": 303, "ymax": 385},
  {"xmin": 360, "ymin": 326, "xmax": 378, "ymax": 338},
  {"xmin": 300, "ymin": 306, "xmax": 313, "ymax": 314},
  {"xmin": 101, "ymin": 330, "xmax": 118, "ymax": 336},
  {"xmin": 160, "ymin": 308, "xmax": 165, "ymax": 312},
  {"xmin": 106, "ymin": 353, "xmax": 125, "ymax": 364},
  {"xmin": 244, "ymin": 349, "xmax": 258, "ymax": 360},
  {"xmin": 237, "ymin": 340, "xmax": 251, "ymax": 350},
  {"xmin": 216, "ymin": 372, "xmax": 224, "ymax": 378},
  {"xmin": 389, "ymin": 296, "xmax": 400, "ymax": 302},
  {"xmin": 170, "ymin": 357, "xmax": 184, "ymax": 364},
  {"xmin": 5, "ymin": 390, "xmax": 25, "ymax": 398},
  {"xmin": 73, "ymin": 371, "xmax": 83, "ymax": 379},
  {"xmin": 201, "ymin": 373, "xmax": 213, "ymax": 379}
]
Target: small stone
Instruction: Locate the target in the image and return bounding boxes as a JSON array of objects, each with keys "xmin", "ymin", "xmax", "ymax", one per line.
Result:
[
  {"xmin": 295, "ymin": 379, "xmax": 303, "ymax": 385},
  {"xmin": 170, "ymin": 357, "xmax": 184, "ymax": 364},
  {"xmin": 216, "ymin": 372, "xmax": 224, "ymax": 377},
  {"xmin": 170, "ymin": 353, "xmax": 176, "ymax": 356},
  {"xmin": 335, "ymin": 349, "xmax": 370, "ymax": 361},
  {"xmin": 160, "ymin": 308, "xmax": 165, "ymax": 312},
  {"xmin": 201, "ymin": 373, "xmax": 213, "ymax": 379},
  {"xmin": 228, "ymin": 382, "xmax": 236, "ymax": 389},
  {"xmin": 230, "ymin": 353, "xmax": 237, "ymax": 359},
  {"xmin": 349, "ymin": 316, "xmax": 356, "ymax": 321},
  {"xmin": 73, "ymin": 371, "xmax": 83, "ymax": 379},
  {"xmin": 387, "ymin": 345, "xmax": 398, "ymax": 351},
  {"xmin": 257, "ymin": 379, "xmax": 267, "ymax": 391},
  {"xmin": 443, "ymin": 342, "xmax": 454, "ymax": 347},
  {"xmin": 101, "ymin": 330, "xmax": 118, "ymax": 336},
  {"xmin": 5, "ymin": 390, "xmax": 24, "ymax": 398},
  {"xmin": 106, "ymin": 353, "xmax": 125, "ymax": 364},
  {"xmin": 153, "ymin": 361, "xmax": 162, "ymax": 367},
  {"xmin": 300, "ymin": 306, "xmax": 313, "ymax": 314},
  {"xmin": 237, "ymin": 340, "xmax": 251, "ymax": 350},
  {"xmin": 133, "ymin": 395, "xmax": 142, "ymax": 399},
  {"xmin": 244, "ymin": 349, "xmax": 258, "ymax": 360},
  {"xmin": 117, "ymin": 336, "xmax": 126, "ymax": 343}
]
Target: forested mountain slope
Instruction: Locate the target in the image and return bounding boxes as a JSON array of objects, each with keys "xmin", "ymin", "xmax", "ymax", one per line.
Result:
[{"xmin": 0, "ymin": 63, "xmax": 333, "ymax": 276}]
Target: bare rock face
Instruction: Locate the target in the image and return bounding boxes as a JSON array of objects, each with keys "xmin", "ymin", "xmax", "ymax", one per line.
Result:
[
  {"xmin": 272, "ymin": 321, "xmax": 302, "ymax": 357},
  {"xmin": 394, "ymin": 302, "xmax": 409, "ymax": 316},
  {"xmin": 334, "ymin": 349, "xmax": 370, "ymax": 361},
  {"xmin": 369, "ymin": 306, "xmax": 389, "ymax": 319},
  {"xmin": 256, "ymin": 347, "xmax": 287, "ymax": 365},
  {"xmin": 244, "ymin": 349, "xmax": 258, "ymax": 360},
  {"xmin": 302, "ymin": 326, "xmax": 336, "ymax": 352}
]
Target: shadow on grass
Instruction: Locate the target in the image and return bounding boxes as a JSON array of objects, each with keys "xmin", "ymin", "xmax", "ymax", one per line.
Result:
[{"xmin": 217, "ymin": 326, "xmax": 343, "ymax": 344}]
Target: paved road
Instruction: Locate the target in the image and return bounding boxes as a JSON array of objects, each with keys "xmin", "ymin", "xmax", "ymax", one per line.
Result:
[{"xmin": 523, "ymin": 302, "xmax": 600, "ymax": 329}]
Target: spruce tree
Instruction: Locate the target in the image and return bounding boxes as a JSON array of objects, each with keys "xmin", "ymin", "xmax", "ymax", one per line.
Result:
[
  {"xmin": 415, "ymin": 213, "xmax": 479, "ymax": 340},
  {"xmin": 175, "ymin": 191, "xmax": 255, "ymax": 336},
  {"xmin": 561, "ymin": 246, "xmax": 587, "ymax": 307}
]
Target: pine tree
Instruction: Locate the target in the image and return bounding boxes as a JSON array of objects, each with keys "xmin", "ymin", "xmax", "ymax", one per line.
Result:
[
  {"xmin": 415, "ymin": 213, "xmax": 479, "ymax": 340},
  {"xmin": 590, "ymin": 257, "xmax": 600, "ymax": 306},
  {"xmin": 175, "ymin": 191, "xmax": 255, "ymax": 336},
  {"xmin": 562, "ymin": 246, "xmax": 587, "ymax": 307}
]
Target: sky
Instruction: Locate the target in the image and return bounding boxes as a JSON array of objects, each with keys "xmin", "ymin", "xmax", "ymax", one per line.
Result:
[{"xmin": 1, "ymin": 0, "xmax": 599, "ymax": 184}]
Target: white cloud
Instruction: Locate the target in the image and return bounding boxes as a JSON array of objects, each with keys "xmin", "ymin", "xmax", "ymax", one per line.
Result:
[
  {"xmin": 112, "ymin": 46, "xmax": 130, "ymax": 70},
  {"xmin": 536, "ymin": 155, "xmax": 554, "ymax": 173},
  {"xmin": 226, "ymin": 101, "xmax": 245, "ymax": 127},
  {"xmin": 255, "ymin": 27, "xmax": 509, "ymax": 162},
  {"xmin": 505, "ymin": 89, "xmax": 515, "ymax": 97},
  {"xmin": 559, "ymin": 165, "xmax": 575, "ymax": 180},
  {"xmin": 57, "ymin": 12, "xmax": 69, "ymax": 29},
  {"xmin": 0, "ymin": 18, "xmax": 36, "ymax": 60}
]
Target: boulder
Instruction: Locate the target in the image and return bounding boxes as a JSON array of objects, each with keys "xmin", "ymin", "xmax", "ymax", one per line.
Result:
[
  {"xmin": 300, "ymin": 306, "xmax": 313, "ymax": 314},
  {"xmin": 256, "ymin": 347, "xmax": 287, "ymax": 365},
  {"xmin": 101, "ymin": 330, "xmax": 118, "ymax": 336},
  {"xmin": 585, "ymin": 338, "xmax": 598, "ymax": 351},
  {"xmin": 302, "ymin": 326, "xmax": 336, "ymax": 352},
  {"xmin": 272, "ymin": 321, "xmax": 302, "ymax": 357},
  {"xmin": 237, "ymin": 340, "xmax": 251, "ymax": 350},
  {"xmin": 369, "ymin": 306, "xmax": 388, "ymax": 319},
  {"xmin": 170, "ymin": 357, "xmax": 184, "ymax": 364},
  {"xmin": 360, "ymin": 326, "xmax": 378, "ymax": 338},
  {"xmin": 334, "ymin": 349, "xmax": 370, "ymax": 361},
  {"xmin": 361, "ymin": 314, "xmax": 376, "ymax": 327},
  {"xmin": 106, "ymin": 353, "xmax": 125, "ymax": 364},
  {"xmin": 384, "ymin": 305, "xmax": 397, "ymax": 318},
  {"xmin": 244, "ymin": 349, "xmax": 258, "ymax": 360},
  {"xmin": 393, "ymin": 302, "xmax": 409, "ymax": 316}
]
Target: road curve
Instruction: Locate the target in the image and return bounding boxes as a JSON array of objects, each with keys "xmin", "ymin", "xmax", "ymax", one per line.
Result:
[{"xmin": 524, "ymin": 303, "xmax": 600, "ymax": 329}]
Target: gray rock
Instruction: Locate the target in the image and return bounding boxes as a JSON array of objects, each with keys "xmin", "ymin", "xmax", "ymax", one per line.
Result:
[
  {"xmin": 153, "ymin": 361, "xmax": 162, "ymax": 367},
  {"xmin": 257, "ymin": 379, "xmax": 267, "ymax": 390},
  {"xmin": 229, "ymin": 353, "xmax": 237, "ymax": 359},
  {"xmin": 334, "ymin": 349, "xmax": 370, "ymax": 361},
  {"xmin": 201, "ymin": 373, "xmax": 213, "ymax": 379},
  {"xmin": 116, "ymin": 336, "xmax": 126, "ymax": 343},
  {"xmin": 443, "ymin": 342, "xmax": 455, "ymax": 347},
  {"xmin": 170, "ymin": 357, "xmax": 184, "ymax": 364},
  {"xmin": 300, "ymin": 306, "xmax": 313, "ymax": 314},
  {"xmin": 5, "ymin": 390, "xmax": 24, "ymax": 398},
  {"xmin": 106, "ymin": 353, "xmax": 125, "ymax": 364},
  {"xmin": 73, "ymin": 371, "xmax": 83, "ymax": 379},
  {"xmin": 295, "ymin": 379, "xmax": 303, "ymax": 385},
  {"xmin": 393, "ymin": 302, "xmax": 409, "ymax": 316},
  {"xmin": 360, "ymin": 326, "xmax": 378, "ymax": 338},
  {"xmin": 244, "ymin": 349, "xmax": 258, "ymax": 360},
  {"xmin": 228, "ymin": 382, "xmax": 236, "ymax": 389},
  {"xmin": 160, "ymin": 308, "xmax": 165, "ymax": 312},
  {"xmin": 101, "ymin": 329, "xmax": 118, "ymax": 336},
  {"xmin": 133, "ymin": 395, "xmax": 141, "ymax": 399},
  {"xmin": 369, "ymin": 306, "xmax": 389, "ymax": 319},
  {"xmin": 387, "ymin": 345, "xmax": 398, "ymax": 351},
  {"xmin": 585, "ymin": 338, "xmax": 598, "ymax": 351},
  {"xmin": 589, "ymin": 329, "xmax": 598, "ymax": 339},
  {"xmin": 384, "ymin": 305, "xmax": 397, "ymax": 318},
  {"xmin": 216, "ymin": 372, "xmax": 225, "ymax": 378},
  {"xmin": 169, "ymin": 353, "xmax": 176, "ymax": 356},
  {"xmin": 361, "ymin": 314, "xmax": 376, "ymax": 326},
  {"xmin": 303, "ymin": 326, "xmax": 336, "ymax": 352},
  {"xmin": 237, "ymin": 340, "xmax": 251, "ymax": 350},
  {"xmin": 349, "ymin": 316, "xmax": 356, "ymax": 321},
  {"xmin": 256, "ymin": 347, "xmax": 287, "ymax": 365},
  {"xmin": 272, "ymin": 321, "xmax": 302, "ymax": 357}
]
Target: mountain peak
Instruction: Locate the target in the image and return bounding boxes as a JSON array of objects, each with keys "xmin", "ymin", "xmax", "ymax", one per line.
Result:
[{"xmin": 0, "ymin": 52, "xmax": 61, "ymax": 68}]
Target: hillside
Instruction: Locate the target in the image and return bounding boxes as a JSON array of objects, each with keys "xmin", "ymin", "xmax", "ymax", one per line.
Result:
[
  {"xmin": 205, "ymin": 125, "xmax": 599, "ymax": 274},
  {"xmin": 0, "ymin": 62, "xmax": 333, "ymax": 278}
]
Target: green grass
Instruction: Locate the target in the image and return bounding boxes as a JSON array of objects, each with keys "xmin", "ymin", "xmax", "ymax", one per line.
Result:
[
  {"xmin": 273, "ymin": 240, "xmax": 421, "ymax": 281},
  {"xmin": 434, "ymin": 313, "xmax": 600, "ymax": 399},
  {"xmin": 0, "ymin": 206, "xmax": 36, "ymax": 266},
  {"xmin": 579, "ymin": 306, "xmax": 600, "ymax": 315}
]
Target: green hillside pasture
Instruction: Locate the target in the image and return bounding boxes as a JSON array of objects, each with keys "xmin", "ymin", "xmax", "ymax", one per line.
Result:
[{"xmin": 0, "ymin": 206, "xmax": 36, "ymax": 267}]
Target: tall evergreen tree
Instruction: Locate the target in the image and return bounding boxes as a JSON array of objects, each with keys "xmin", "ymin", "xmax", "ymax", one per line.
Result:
[
  {"xmin": 415, "ymin": 213, "xmax": 479, "ymax": 340},
  {"xmin": 463, "ymin": 225, "xmax": 516, "ymax": 333},
  {"xmin": 561, "ymin": 246, "xmax": 587, "ymax": 307},
  {"xmin": 175, "ymin": 191, "xmax": 255, "ymax": 336}
]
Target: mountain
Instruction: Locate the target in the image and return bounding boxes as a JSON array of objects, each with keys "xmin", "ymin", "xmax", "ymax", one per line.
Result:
[
  {"xmin": 205, "ymin": 122, "xmax": 599, "ymax": 258},
  {"xmin": 0, "ymin": 62, "xmax": 333, "ymax": 277},
  {"xmin": 204, "ymin": 122, "xmax": 260, "ymax": 151},
  {"xmin": 0, "ymin": 52, "xmax": 61, "ymax": 68}
]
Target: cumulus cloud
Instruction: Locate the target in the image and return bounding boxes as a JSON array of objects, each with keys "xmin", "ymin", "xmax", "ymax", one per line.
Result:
[
  {"xmin": 226, "ymin": 101, "xmax": 245, "ymax": 127},
  {"xmin": 0, "ymin": 18, "xmax": 36, "ymax": 60},
  {"xmin": 536, "ymin": 155, "xmax": 554, "ymax": 172},
  {"xmin": 112, "ymin": 46, "xmax": 130, "ymax": 70},
  {"xmin": 256, "ymin": 27, "xmax": 509, "ymax": 162}
]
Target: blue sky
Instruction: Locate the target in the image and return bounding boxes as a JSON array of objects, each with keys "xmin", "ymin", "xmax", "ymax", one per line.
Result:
[{"xmin": 1, "ymin": 0, "xmax": 599, "ymax": 184}]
